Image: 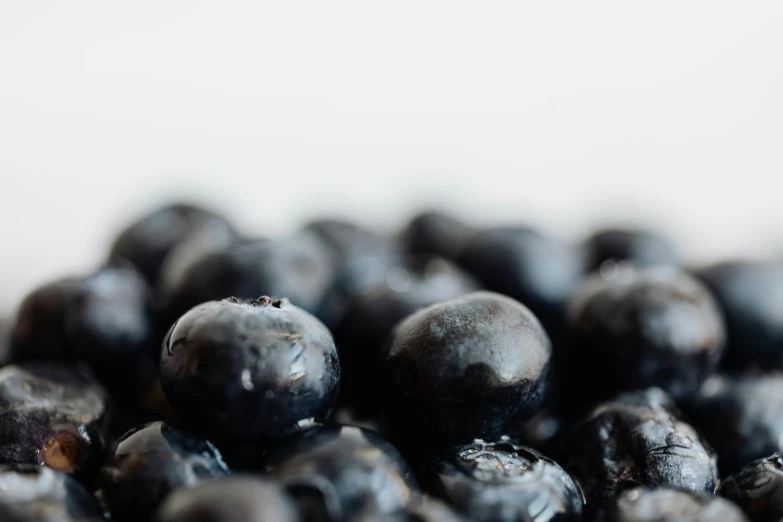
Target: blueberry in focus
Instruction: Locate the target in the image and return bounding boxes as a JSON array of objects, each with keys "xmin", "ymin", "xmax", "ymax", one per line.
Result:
[
  {"xmin": 0, "ymin": 363, "xmax": 111, "ymax": 483},
  {"xmin": 7, "ymin": 265, "xmax": 157, "ymax": 405},
  {"xmin": 335, "ymin": 256, "xmax": 478, "ymax": 416},
  {"xmin": 600, "ymin": 487, "xmax": 748, "ymax": 522},
  {"xmin": 384, "ymin": 291, "xmax": 551, "ymax": 449},
  {"xmin": 565, "ymin": 266, "xmax": 726, "ymax": 410},
  {"xmin": 583, "ymin": 227, "xmax": 679, "ymax": 272},
  {"xmin": 264, "ymin": 424, "xmax": 418, "ymax": 521},
  {"xmin": 0, "ymin": 464, "xmax": 103, "ymax": 520},
  {"xmin": 427, "ymin": 437, "xmax": 584, "ymax": 522},
  {"xmin": 155, "ymin": 476, "xmax": 299, "ymax": 522},
  {"xmin": 159, "ymin": 296, "xmax": 340, "ymax": 441},
  {"xmin": 456, "ymin": 226, "xmax": 584, "ymax": 335},
  {"xmin": 722, "ymin": 453, "xmax": 783, "ymax": 522},
  {"xmin": 694, "ymin": 261, "xmax": 783, "ymax": 370},
  {"xmin": 100, "ymin": 421, "xmax": 229, "ymax": 522},
  {"xmin": 679, "ymin": 373, "xmax": 783, "ymax": 475},
  {"xmin": 568, "ymin": 388, "xmax": 718, "ymax": 506},
  {"xmin": 400, "ymin": 210, "xmax": 474, "ymax": 261},
  {"xmin": 159, "ymin": 232, "xmax": 334, "ymax": 324},
  {"xmin": 108, "ymin": 202, "xmax": 236, "ymax": 285}
]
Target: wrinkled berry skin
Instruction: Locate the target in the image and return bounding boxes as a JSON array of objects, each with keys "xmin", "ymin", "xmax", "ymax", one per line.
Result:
[
  {"xmin": 722, "ymin": 453, "xmax": 783, "ymax": 522},
  {"xmin": 568, "ymin": 388, "xmax": 718, "ymax": 507},
  {"xmin": 457, "ymin": 226, "xmax": 584, "ymax": 335},
  {"xmin": 0, "ymin": 363, "xmax": 111, "ymax": 484},
  {"xmin": 160, "ymin": 233, "xmax": 334, "ymax": 324},
  {"xmin": 356, "ymin": 497, "xmax": 468, "ymax": 522},
  {"xmin": 305, "ymin": 219, "xmax": 401, "ymax": 329},
  {"xmin": 400, "ymin": 211, "xmax": 474, "ymax": 261},
  {"xmin": 155, "ymin": 477, "xmax": 299, "ymax": 522},
  {"xmin": 108, "ymin": 203, "xmax": 235, "ymax": 285},
  {"xmin": 0, "ymin": 464, "xmax": 102, "ymax": 519},
  {"xmin": 384, "ymin": 291, "xmax": 551, "ymax": 449},
  {"xmin": 428, "ymin": 438, "xmax": 584, "ymax": 522},
  {"xmin": 100, "ymin": 421, "xmax": 229, "ymax": 521},
  {"xmin": 160, "ymin": 297, "xmax": 340, "ymax": 441},
  {"xmin": 679, "ymin": 373, "xmax": 783, "ymax": 476},
  {"xmin": 8, "ymin": 265, "xmax": 156, "ymax": 405},
  {"xmin": 583, "ymin": 228, "xmax": 679, "ymax": 272},
  {"xmin": 599, "ymin": 487, "xmax": 748, "ymax": 522},
  {"xmin": 565, "ymin": 267, "xmax": 726, "ymax": 410},
  {"xmin": 335, "ymin": 256, "xmax": 479, "ymax": 416},
  {"xmin": 264, "ymin": 425, "xmax": 418, "ymax": 521},
  {"xmin": 694, "ymin": 261, "xmax": 783, "ymax": 371}
]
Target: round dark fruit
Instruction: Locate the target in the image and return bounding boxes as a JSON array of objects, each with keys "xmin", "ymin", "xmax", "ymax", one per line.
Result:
[
  {"xmin": 428, "ymin": 437, "xmax": 584, "ymax": 522},
  {"xmin": 400, "ymin": 211, "xmax": 474, "ymax": 261},
  {"xmin": 722, "ymin": 453, "xmax": 783, "ymax": 522},
  {"xmin": 384, "ymin": 291, "xmax": 551, "ymax": 449},
  {"xmin": 583, "ymin": 227, "xmax": 679, "ymax": 272},
  {"xmin": 264, "ymin": 425, "xmax": 418, "ymax": 521},
  {"xmin": 600, "ymin": 487, "xmax": 748, "ymax": 522},
  {"xmin": 100, "ymin": 421, "xmax": 229, "ymax": 521},
  {"xmin": 159, "ymin": 297, "xmax": 340, "ymax": 441},
  {"xmin": 0, "ymin": 464, "xmax": 102, "ymax": 519}
]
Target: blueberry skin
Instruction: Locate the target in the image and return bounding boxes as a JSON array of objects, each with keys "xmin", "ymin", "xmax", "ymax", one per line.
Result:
[
  {"xmin": 159, "ymin": 297, "xmax": 340, "ymax": 441},
  {"xmin": 565, "ymin": 267, "xmax": 726, "ymax": 410},
  {"xmin": 568, "ymin": 388, "xmax": 718, "ymax": 506},
  {"xmin": 456, "ymin": 226, "xmax": 584, "ymax": 335},
  {"xmin": 0, "ymin": 464, "xmax": 103, "ymax": 519},
  {"xmin": 355, "ymin": 497, "xmax": 468, "ymax": 522},
  {"xmin": 679, "ymin": 373, "xmax": 783, "ymax": 476},
  {"xmin": 600, "ymin": 487, "xmax": 748, "ymax": 522},
  {"xmin": 305, "ymin": 219, "xmax": 402, "ymax": 329},
  {"xmin": 8, "ymin": 265, "xmax": 157, "ymax": 405},
  {"xmin": 428, "ymin": 438, "xmax": 584, "ymax": 522},
  {"xmin": 335, "ymin": 256, "xmax": 479, "ymax": 416},
  {"xmin": 264, "ymin": 425, "xmax": 418, "ymax": 521},
  {"xmin": 583, "ymin": 228, "xmax": 679, "ymax": 272},
  {"xmin": 0, "ymin": 363, "xmax": 112, "ymax": 484},
  {"xmin": 100, "ymin": 421, "xmax": 229, "ymax": 522},
  {"xmin": 108, "ymin": 202, "xmax": 235, "ymax": 285},
  {"xmin": 0, "ymin": 499, "xmax": 103, "ymax": 522},
  {"xmin": 384, "ymin": 291, "xmax": 551, "ymax": 449},
  {"xmin": 160, "ymin": 233, "xmax": 334, "ymax": 325},
  {"xmin": 400, "ymin": 211, "xmax": 474, "ymax": 261},
  {"xmin": 694, "ymin": 261, "xmax": 783, "ymax": 370},
  {"xmin": 722, "ymin": 453, "xmax": 783, "ymax": 522},
  {"xmin": 155, "ymin": 476, "xmax": 299, "ymax": 522}
]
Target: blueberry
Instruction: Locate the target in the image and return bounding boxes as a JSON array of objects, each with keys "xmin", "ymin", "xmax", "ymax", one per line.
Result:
[
  {"xmin": 0, "ymin": 464, "xmax": 102, "ymax": 519},
  {"xmin": 264, "ymin": 425, "xmax": 418, "ymax": 521},
  {"xmin": 583, "ymin": 227, "xmax": 679, "ymax": 272},
  {"xmin": 355, "ymin": 497, "xmax": 468, "ymax": 522},
  {"xmin": 159, "ymin": 233, "xmax": 334, "ymax": 325},
  {"xmin": 335, "ymin": 256, "xmax": 478, "ymax": 416},
  {"xmin": 0, "ymin": 363, "xmax": 112, "ymax": 483},
  {"xmin": 679, "ymin": 373, "xmax": 783, "ymax": 475},
  {"xmin": 159, "ymin": 297, "xmax": 340, "ymax": 441},
  {"xmin": 568, "ymin": 388, "xmax": 718, "ymax": 506},
  {"xmin": 565, "ymin": 267, "xmax": 725, "ymax": 410},
  {"xmin": 456, "ymin": 226, "xmax": 584, "ymax": 336},
  {"xmin": 400, "ymin": 211, "xmax": 474, "ymax": 261},
  {"xmin": 427, "ymin": 437, "xmax": 584, "ymax": 522},
  {"xmin": 0, "ymin": 500, "xmax": 103, "ymax": 522},
  {"xmin": 722, "ymin": 453, "xmax": 783, "ymax": 522},
  {"xmin": 108, "ymin": 202, "xmax": 236, "ymax": 285},
  {"xmin": 7, "ymin": 265, "xmax": 157, "ymax": 405},
  {"xmin": 600, "ymin": 487, "xmax": 748, "ymax": 522},
  {"xmin": 155, "ymin": 476, "xmax": 299, "ymax": 522},
  {"xmin": 304, "ymin": 219, "xmax": 402, "ymax": 329},
  {"xmin": 100, "ymin": 421, "xmax": 229, "ymax": 521},
  {"xmin": 383, "ymin": 291, "xmax": 551, "ymax": 449},
  {"xmin": 694, "ymin": 261, "xmax": 783, "ymax": 370}
]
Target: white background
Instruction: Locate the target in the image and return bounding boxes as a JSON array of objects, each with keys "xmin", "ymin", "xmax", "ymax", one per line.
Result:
[{"xmin": 1, "ymin": 1, "xmax": 782, "ymax": 315}]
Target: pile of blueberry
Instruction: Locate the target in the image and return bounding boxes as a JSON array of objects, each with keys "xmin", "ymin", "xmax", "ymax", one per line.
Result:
[{"xmin": 2, "ymin": 204, "xmax": 783, "ymax": 522}]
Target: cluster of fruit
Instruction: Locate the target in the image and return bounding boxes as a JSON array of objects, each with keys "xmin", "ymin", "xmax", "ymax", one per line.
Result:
[{"xmin": 1, "ymin": 204, "xmax": 782, "ymax": 522}]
